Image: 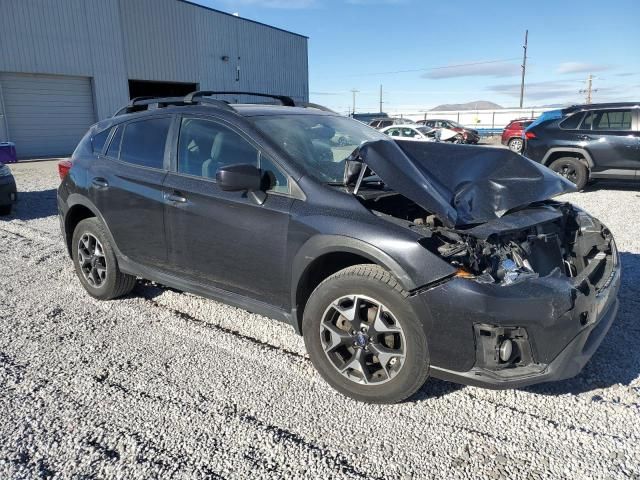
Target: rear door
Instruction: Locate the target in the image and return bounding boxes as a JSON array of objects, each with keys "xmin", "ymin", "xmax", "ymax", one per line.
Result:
[
  {"xmin": 162, "ymin": 115, "xmax": 293, "ymax": 306},
  {"xmin": 577, "ymin": 108, "xmax": 638, "ymax": 172},
  {"xmin": 89, "ymin": 116, "xmax": 172, "ymax": 267}
]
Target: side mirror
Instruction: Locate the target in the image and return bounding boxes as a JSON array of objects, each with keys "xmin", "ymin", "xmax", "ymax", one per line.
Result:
[{"xmin": 216, "ymin": 164, "xmax": 266, "ymax": 204}]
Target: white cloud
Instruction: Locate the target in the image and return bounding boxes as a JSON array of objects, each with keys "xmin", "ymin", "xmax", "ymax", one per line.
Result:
[
  {"xmin": 487, "ymin": 80, "xmax": 578, "ymax": 100},
  {"xmin": 423, "ymin": 62, "xmax": 520, "ymax": 79},
  {"xmin": 556, "ymin": 62, "xmax": 611, "ymax": 75}
]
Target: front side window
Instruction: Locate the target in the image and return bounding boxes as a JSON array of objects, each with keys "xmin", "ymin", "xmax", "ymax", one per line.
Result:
[
  {"xmin": 252, "ymin": 114, "xmax": 387, "ymax": 184},
  {"xmin": 119, "ymin": 117, "xmax": 172, "ymax": 169},
  {"xmin": 178, "ymin": 117, "xmax": 288, "ymax": 193},
  {"xmin": 178, "ymin": 118, "xmax": 259, "ymax": 179},
  {"xmin": 387, "ymin": 128, "xmax": 401, "ymax": 137},
  {"xmin": 591, "ymin": 109, "xmax": 632, "ymax": 131}
]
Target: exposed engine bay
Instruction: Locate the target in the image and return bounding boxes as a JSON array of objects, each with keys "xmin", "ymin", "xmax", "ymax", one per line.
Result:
[{"xmin": 359, "ymin": 192, "xmax": 614, "ymax": 287}]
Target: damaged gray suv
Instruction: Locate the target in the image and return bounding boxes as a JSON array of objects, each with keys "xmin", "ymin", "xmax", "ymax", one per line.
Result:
[{"xmin": 58, "ymin": 92, "xmax": 620, "ymax": 403}]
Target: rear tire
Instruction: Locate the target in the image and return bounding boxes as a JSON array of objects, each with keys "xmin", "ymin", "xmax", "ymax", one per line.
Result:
[
  {"xmin": 72, "ymin": 218, "xmax": 136, "ymax": 300},
  {"xmin": 508, "ymin": 137, "xmax": 524, "ymax": 153},
  {"xmin": 303, "ymin": 265, "xmax": 430, "ymax": 404},
  {"xmin": 548, "ymin": 157, "xmax": 588, "ymax": 190},
  {"xmin": 0, "ymin": 205, "xmax": 11, "ymax": 216}
]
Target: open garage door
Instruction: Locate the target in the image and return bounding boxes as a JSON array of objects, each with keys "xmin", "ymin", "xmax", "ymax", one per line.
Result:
[{"xmin": 0, "ymin": 73, "xmax": 96, "ymax": 159}]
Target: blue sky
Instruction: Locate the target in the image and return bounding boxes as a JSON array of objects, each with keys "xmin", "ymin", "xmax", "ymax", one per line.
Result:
[{"xmin": 196, "ymin": 0, "xmax": 640, "ymax": 113}]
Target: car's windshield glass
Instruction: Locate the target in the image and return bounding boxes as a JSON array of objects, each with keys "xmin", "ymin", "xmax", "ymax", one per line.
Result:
[
  {"xmin": 251, "ymin": 114, "xmax": 388, "ymax": 183},
  {"xmin": 417, "ymin": 126, "xmax": 432, "ymax": 135},
  {"xmin": 447, "ymin": 120, "xmax": 463, "ymax": 128}
]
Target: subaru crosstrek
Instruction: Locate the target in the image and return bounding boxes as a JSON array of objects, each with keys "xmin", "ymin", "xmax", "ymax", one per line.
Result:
[{"xmin": 58, "ymin": 91, "xmax": 620, "ymax": 403}]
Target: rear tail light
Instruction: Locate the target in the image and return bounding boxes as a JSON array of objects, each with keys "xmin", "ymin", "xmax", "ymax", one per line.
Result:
[
  {"xmin": 525, "ymin": 131, "xmax": 536, "ymax": 140},
  {"xmin": 58, "ymin": 160, "xmax": 73, "ymax": 180}
]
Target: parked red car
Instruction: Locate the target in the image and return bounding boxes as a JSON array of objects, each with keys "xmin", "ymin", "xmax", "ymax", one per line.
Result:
[{"xmin": 501, "ymin": 119, "xmax": 534, "ymax": 153}]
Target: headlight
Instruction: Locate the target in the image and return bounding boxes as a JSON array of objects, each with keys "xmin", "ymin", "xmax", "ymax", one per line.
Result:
[{"xmin": 0, "ymin": 164, "xmax": 11, "ymax": 177}]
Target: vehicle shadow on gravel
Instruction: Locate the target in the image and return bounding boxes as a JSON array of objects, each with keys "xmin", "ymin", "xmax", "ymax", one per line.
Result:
[
  {"xmin": 525, "ymin": 251, "xmax": 640, "ymax": 397},
  {"xmin": 5, "ymin": 189, "xmax": 58, "ymax": 221},
  {"xmin": 583, "ymin": 181, "xmax": 640, "ymax": 193}
]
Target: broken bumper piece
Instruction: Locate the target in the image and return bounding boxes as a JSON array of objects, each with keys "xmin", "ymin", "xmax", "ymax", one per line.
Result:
[{"xmin": 412, "ymin": 247, "xmax": 621, "ymax": 389}]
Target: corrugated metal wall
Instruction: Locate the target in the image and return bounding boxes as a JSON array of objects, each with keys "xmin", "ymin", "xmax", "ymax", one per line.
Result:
[{"xmin": 0, "ymin": 0, "xmax": 308, "ymax": 150}]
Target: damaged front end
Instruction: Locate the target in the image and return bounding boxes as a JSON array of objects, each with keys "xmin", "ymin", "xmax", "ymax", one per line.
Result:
[{"xmin": 347, "ymin": 140, "xmax": 620, "ymax": 387}]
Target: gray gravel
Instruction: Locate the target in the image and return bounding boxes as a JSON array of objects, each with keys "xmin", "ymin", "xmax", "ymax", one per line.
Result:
[{"xmin": 1, "ymin": 160, "xmax": 639, "ymax": 479}]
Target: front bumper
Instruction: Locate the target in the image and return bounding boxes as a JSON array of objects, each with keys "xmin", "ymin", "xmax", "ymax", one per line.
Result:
[
  {"xmin": 412, "ymin": 247, "xmax": 621, "ymax": 389},
  {"xmin": 0, "ymin": 175, "xmax": 17, "ymax": 206}
]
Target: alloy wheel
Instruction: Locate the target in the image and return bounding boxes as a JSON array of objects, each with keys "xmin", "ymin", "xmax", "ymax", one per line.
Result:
[
  {"xmin": 78, "ymin": 233, "xmax": 107, "ymax": 287},
  {"xmin": 553, "ymin": 163, "xmax": 578, "ymax": 183},
  {"xmin": 509, "ymin": 138, "xmax": 523, "ymax": 153},
  {"xmin": 320, "ymin": 294, "xmax": 406, "ymax": 385}
]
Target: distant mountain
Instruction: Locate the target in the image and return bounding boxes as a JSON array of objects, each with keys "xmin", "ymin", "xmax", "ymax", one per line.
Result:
[{"xmin": 431, "ymin": 101, "xmax": 503, "ymax": 111}]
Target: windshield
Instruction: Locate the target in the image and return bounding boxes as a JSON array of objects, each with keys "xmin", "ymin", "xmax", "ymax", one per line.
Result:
[
  {"xmin": 252, "ymin": 114, "xmax": 387, "ymax": 183},
  {"xmin": 447, "ymin": 120, "xmax": 464, "ymax": 128},
  {"xmin": 417, "ymin": 126, "xmax": 433, "ymax": 135}
]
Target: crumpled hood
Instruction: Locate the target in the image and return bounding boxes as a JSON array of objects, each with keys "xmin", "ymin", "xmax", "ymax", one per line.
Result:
[{"xmin": 354, "ymin": 139, "xmax": 576, "ymax": 228}]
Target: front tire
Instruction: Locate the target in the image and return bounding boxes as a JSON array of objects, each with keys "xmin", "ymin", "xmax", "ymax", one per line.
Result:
[
  {"xmin": 72, "ymin": 218, "xmax": 136, "ymax": 300},
  {"xmin": 303, "ymin": 265, "xmax": 430, "ymax": 404},
  {"xmin": 548, "ymin": 157, "xmax": 588, "ymax": 190},
  {"xmin": 0, "ymin": 204, "xmax": 11, "ymax": 216}
]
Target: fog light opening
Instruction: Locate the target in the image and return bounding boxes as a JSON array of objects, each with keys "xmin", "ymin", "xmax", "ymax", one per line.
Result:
[{"xmin": 499, "ymin": 339, "xmax": 513, "ymax": 362}]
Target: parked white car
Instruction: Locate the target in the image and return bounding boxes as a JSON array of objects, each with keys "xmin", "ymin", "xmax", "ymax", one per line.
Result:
[{"xmin": 380, "ymin": 125, "xmax": 463, "ymax": 143}]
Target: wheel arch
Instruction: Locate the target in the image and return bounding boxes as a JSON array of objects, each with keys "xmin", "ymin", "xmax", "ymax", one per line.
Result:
[
  {"xmin": 290, "ymin": 235, "xmax": 416, "ymax": 334},
  {"xmin": 64, "ymin": 195, "xmax": 118, "ymax": 258},
  {"xmin": 541, "ymin": 147, "xmax": 594, "ymax": 169}
]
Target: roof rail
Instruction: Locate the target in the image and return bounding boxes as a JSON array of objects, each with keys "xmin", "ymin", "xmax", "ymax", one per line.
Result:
[
  {"xmin": 113, "ymin": 91, "xmax": 334, "ymax": 117},
  {"xmin": 296, "ymin": 102, "xmax": 336, "ymax": 113},
  {"xmin": 113, "ymin": 95, "xmax": 235, "ymax": 117},
  {"xmin": 184, "ymin": 90, "xmax": 296, "ymax": 107}
]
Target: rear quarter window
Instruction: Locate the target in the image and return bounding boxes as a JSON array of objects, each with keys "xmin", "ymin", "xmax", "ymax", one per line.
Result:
[
  {"xmin": 92, "ymin": 128, "xmax": 111, "ymax": 154},
  {"xmin": 560, "ymin": 113, "xmax": 584, "ymax": 130}
]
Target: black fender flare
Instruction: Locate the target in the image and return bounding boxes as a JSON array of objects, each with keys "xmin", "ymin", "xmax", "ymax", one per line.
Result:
[
  {"xmin": 290, "ymin": 234, "xmax": 417, "ymax": 317},
  {"xmin": 541, "ymin": 147, "xmax": 594, "ymax": 168},
  {"xmin": 64, "ymin": 194, "xmax": 121, "ymax": 258}
]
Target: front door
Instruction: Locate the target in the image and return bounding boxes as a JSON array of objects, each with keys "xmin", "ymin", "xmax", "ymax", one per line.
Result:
[
  {"xmin": 89, "ymin": 116, "xmax": 172, "ymax": 267},
  {"xmin": 163, "ymin": 116, "xmax": 293, "ymax": 307}
]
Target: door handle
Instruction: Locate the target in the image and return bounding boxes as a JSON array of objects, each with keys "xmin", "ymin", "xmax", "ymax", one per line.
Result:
[
  {"xmin": 164, "ymin": 192, "xmax": 187, "ymax": 203},
  {"xmin": 577, "ymin": 134, "xmax": 592, "ymax": 141},
  {"xmin": 92, "ymin": 177, "xmax": 109, "ymax": 188}
]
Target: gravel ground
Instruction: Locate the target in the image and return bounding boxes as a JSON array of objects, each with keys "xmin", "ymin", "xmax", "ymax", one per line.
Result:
[{"xmin": 1, "ymin": 160, "xmax": 639, "ymax": 480}]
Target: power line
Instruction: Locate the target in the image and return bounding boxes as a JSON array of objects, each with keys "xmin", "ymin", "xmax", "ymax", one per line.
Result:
[{"xmin": 347, "ymin": 57, "xmax": 522, "ymax": 77}]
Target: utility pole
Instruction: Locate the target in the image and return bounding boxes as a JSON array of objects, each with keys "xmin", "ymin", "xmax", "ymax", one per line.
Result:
[
  {"xmin": 519, "ymin": 29, "xmax": 528, "ymax": 108},
  {"xmin": 581, "ymin": 74, "xmax": 594, "ymax": 104},
  {"xmin": 379, "ymin": 85, "xmax": 383, "ymax": 113},
  {"xmin": 351, "ymin": 89, "xmax": 359, "ymax": 115}
]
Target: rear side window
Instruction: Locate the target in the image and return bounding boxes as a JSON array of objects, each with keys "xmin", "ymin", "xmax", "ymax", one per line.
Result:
[
  {"xmin": 120, "ymin": 117, "xmax": 172, "ymax": 169},
  {"xmin": 92, "ymin": 129, "xmax": 111, "ymax": 154},
  {"xmin": 560, "ymin": 113, "xmax": 584, "ymax": 130},
  {"xmin": 590, "ymin": 109, "xmax": 632, "ymax": 131}
]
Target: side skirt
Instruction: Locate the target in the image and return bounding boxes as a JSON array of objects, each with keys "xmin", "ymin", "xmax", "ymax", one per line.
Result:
[{"xmin": 118, "ymin": 256, "xmax": 296, "ymax": 330}]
